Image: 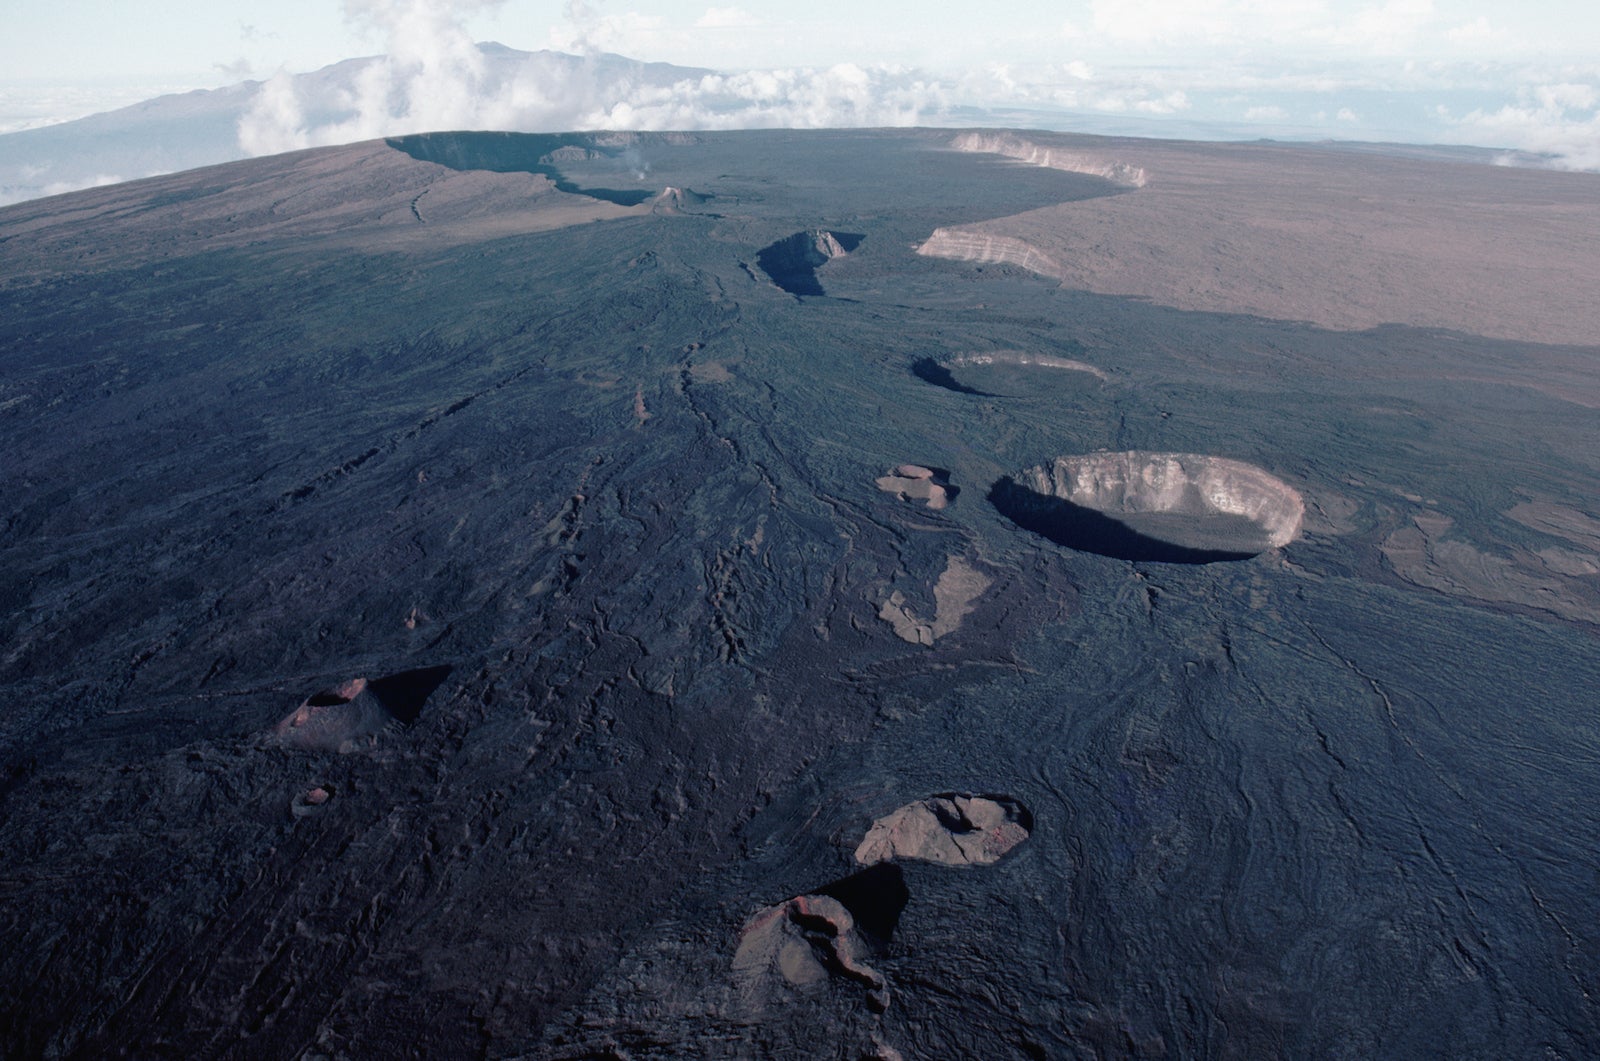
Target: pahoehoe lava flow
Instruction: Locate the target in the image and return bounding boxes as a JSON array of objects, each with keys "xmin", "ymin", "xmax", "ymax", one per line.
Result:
[{"xmin": 1, "ymin": 127, "xmax": 1599, "ymax": 1060}]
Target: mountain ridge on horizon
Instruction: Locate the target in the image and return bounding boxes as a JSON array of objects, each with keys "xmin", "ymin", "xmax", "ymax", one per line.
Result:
[
  {"xmin": 0, "ymin": 45, "xmax": 717, "ymax": 206},
  {"xmin": 5, "ymin": 41, "xmax": 1576, "ymax": 209}
]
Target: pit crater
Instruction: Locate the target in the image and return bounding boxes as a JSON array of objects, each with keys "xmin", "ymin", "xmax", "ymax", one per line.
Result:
[{"xmin": 993, "ymin": 451, "xmax": 1304, "ymax": 564}]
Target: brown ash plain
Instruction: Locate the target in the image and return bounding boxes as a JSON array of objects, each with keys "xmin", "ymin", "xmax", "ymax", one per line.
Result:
[{"xmin": 1, "ymin": 128, "xmax": 1599, "ymax": 1059}]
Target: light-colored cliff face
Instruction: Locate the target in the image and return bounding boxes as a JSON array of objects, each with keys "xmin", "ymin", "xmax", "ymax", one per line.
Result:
[
  {"xmin": 949, "ymin": 351, "xmax": 1106, "ymax": 381},
  {"xmin": 1021, "ymin": 452, "xmax": 1305, "ymax": 550},
  {"xmin": 919, "ymin": 132, "xmax": 1142, "ymax": 287},
  {"xmin": 915, "ymin": 229, "xmax": 1064, "ymax": 280},
  {"xmin": 950, "ymin": 132, "xmax": 1148, "ymax": 188},
  {"xmin": 806, "ymin": 229, "xmax": 848, "ymax": 261}
]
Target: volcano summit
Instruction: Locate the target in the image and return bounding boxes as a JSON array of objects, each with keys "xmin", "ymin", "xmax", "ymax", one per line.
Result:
[{"xmin": 1, "ymin": 129, "xmax": 1598, "ymax": 1059}]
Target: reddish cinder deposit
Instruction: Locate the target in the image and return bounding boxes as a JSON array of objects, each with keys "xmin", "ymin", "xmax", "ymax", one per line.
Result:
[
  {"xmin": 733, "ymin": 892, "xmax": 890, "ymax": 1012},
  {"xmin": 274, "ymin": 678, "xmax": 386, "ymax": 753},
  {"xmin": 878, "ymin": 556, "xmax": 992, "ymax": 646},
  {"xmin": 855, "ymin": 794, "xmax": 1031, "ymax": 868},
  {"xmin": 875, "ymin": 465, "xmax": 952, "ymax": 510}
]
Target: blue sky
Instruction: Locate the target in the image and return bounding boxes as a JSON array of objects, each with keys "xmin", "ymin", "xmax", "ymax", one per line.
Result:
[{"xmin": 3, "ymin": 1, "xmax": 1598, "ymax": 165}]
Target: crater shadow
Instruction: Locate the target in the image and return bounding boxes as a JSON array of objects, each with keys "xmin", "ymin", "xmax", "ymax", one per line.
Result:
[
  {"xmin": 989, "ymin": 477, "xmax": 1260, "ymax": 564},
  {"xmin": 816, "ymin": 863, "xmax": 909, "ymax": 947},
  {"xmin": 368, "ymin": 664, "xmax": 454, "ymax": 725},
  {"xmin": 935, "ymin": 791, "xmax": 1035, "ymax": 834},
  {"xmin": 911, "ymin": 357, "xmax": 995, "ymax": 396},
  {"xmin": 387, "ymin": 132, "xmax": 653, "ymax": 206},
  {"xmin": 925, "ymin": 467, "xmax": 961, "ymax": 505},
  {"xmin": 756, "ymin": 230, "xmax": 866, "ymax": 296}
]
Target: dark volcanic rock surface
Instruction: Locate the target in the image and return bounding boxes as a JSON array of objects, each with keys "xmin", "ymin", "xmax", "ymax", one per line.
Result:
[{"xmin": 1, "ymin": 128, "xmax": 1598, "ymax": 1060}]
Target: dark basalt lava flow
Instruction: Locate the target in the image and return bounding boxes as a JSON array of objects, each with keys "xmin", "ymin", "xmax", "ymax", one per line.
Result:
[{"xmin": 1, "ymin": 128, "xmax": 1599, "ymax": 1060}]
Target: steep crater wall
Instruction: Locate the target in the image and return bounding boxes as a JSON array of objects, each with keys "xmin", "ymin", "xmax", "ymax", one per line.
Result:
[
  {"xmin": 387, "ymin": 131, "xmax": 654, "ymax": 205},
  {"xmin": 914, "ymin": 351, "xmax": 1106, "ymax": 397},
  {"xmin": 950, "ymin": 132, "xmax": 1148, "ymax": 188},
  {"xmin": 915, "ymin": 230, "xmax": 1063, "ymax": 281},
  {"xmin": 993, "ymin": 452, "xmax": 1304, "ymax": 563},
  {"xmin": 756, "ymin": 229, "xmax": 864, "ymax": 296}
]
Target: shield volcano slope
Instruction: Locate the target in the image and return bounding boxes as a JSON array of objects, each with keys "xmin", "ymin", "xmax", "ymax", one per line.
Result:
[
  {"xmin": 0, "ymin": 128, "xmax": 1127, "ymax": 1057},
  {"xmin": 0, "ymin": 134, "xmax": 650, "ymax": 278},
  {"xmin": 1, "ymin": 129, "xmax": 1599, "ymax": 1061}
]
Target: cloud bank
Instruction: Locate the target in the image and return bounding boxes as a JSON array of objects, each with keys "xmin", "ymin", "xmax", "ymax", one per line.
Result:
[
  {"xmin": 238, "ymin": 53, "xmax": 945, "ymax": 157},
  {"xmin": 234, "ymin": 0, "xmax": 949, "ymax": 156},
  {"xmin": 227, "ymin": 0, "xmax": 1600, "ymax": 172},
  {"xmin": 1455, "ymin": 81, "xmax": 1600, "ymax": 172},
  {"xmin": 4, "ymin": 0, "xmax": 1596, "ymax": 208}
]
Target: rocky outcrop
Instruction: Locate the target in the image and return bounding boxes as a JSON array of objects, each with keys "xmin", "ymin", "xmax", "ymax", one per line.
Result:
[
  {"xmin": 995, "ymin": 452, "xmax": 1303, "ymax": 562},
  {"xmin": 652, "ymin": 185, "xmax": 713, "ymax": 215},
  {"xmin": 950, "ymin": 132, "xmax": 1148, "ymax": 188},
  {"xmin": 855, "ymin": 794, "xmax": 1031, "ymax": 868},
  {"xmin": 874, "ymin": 464, "xmax": 953, "ymax": 510},
  {"xmin": 878, "ymin": 556, "xmax": 991, "ymax": 646},
  {"xmin": 273, "ymin": 666, "xmax": 452, "ymax": 753},
  {"xmin": 539, "ymin": 145, "xmax": 603, "ymax": 164},
  {"xmin": 915, "ymin": 229, "xmax": 1063, "ymax": 281},
  {"xmin": 274, "ymin": 678, "xmax": 389, "ymax": 753},
  {"xmin": 733, "ymin": 891, "xmax": 891, "ymax": 1012},
  {"xmin": 290, "ymin": 784, "xmax": 334, "ymax": 818}
]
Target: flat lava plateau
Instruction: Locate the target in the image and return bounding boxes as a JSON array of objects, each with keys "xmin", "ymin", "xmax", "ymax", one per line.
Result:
[{"xmin": 1, "ymin": 127, "xmax": 1598, "ymax": 1060}]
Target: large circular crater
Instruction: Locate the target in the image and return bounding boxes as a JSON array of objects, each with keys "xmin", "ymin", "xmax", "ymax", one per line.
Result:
[
  {"xmin": 991, "ymin": 451, "xmax": 1304, "ymax": 563},
  {"xmin": 913, "ymin": 351, "xmax": 1105, "ymax": 398}
]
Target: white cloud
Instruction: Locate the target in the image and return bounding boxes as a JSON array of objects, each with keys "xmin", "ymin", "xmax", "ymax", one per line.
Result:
[
  {"xmin": 212, "ymin": 16, "xmax": 1598, "ymax": 174},
  {"xmin": 240, "ymin": 0, "xmax": 515, "ymax": 152},
  {"xmin": 1086, "ymin": 0, "xmax": 1328, "ymax": 50},
  {"xmin": 1136, "ymin": 91, "xmax": 1190, "ymax": 114},
  {"xmin": 1453, "ymin": 80, "xmax": 1600, "ymax": 170},
  {"xmin": 0, "ymin": 172, "xmax": 128, "ymax": 207},
  {"xmin": 593, "ymin": 64, "xmax": 938, "ymax": 130},
  {"xmin": 550, "ymin": 4, "xmax": 673, "ymax": 57},
  {"xmin": 696, "ymin": 7, "xmax": 759, "ymax": 29},
  {"xmin": 1344, "ymin": 0, "xmax": 1435, "ymax": 51},
  {"xmin": 1446, "ymin": 16, "xmax": 1495, "ymax": 44},
  {"xmin": 237, "ymin": 72, "xmax": 308, "ymax": 156},
  {"xmin": 237, "ymin": 50, "xmax": 945, "ymax": 153},
  {"xmin": 1533, "ymin": 82, "xmax": 1598, "ymax": 112}
]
